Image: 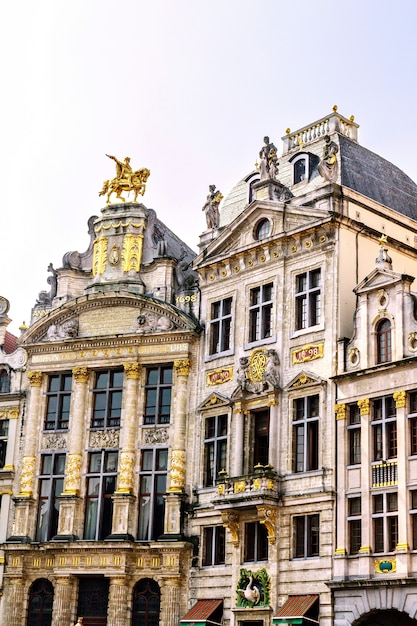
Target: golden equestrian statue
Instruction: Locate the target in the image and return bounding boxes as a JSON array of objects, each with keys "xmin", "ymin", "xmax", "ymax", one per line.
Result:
[{"xmin": 99, "ymin": 154, "xmax": 150, "ymax": 204}]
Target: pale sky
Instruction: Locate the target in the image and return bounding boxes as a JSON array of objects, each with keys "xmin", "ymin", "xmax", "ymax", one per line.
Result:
[{"xmin": 1, "ymin": 0, "xmax": 417, "ymax": 335}]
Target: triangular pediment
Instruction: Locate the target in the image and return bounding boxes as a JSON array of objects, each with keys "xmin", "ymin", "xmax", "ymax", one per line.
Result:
[
  {"xmin": 354, "ymin": 267, "xmax": 414, "ymax": 294},
  {"xmin": 198, "ymin": 392, "xmax": 232, "ymax": 411},
  {"xmin": 20, "ymin": 292, "xmax": 200, "ymax": 345},
  {"xmin": 194, "ymin": 197, "xmax": 330, "ymax": 268},
  {"xmin": 286, "ymin": 370, "xmax": 325, "ymax": 390}
]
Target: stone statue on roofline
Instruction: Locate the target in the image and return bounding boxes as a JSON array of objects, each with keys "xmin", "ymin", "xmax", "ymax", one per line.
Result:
[
  {"xmin": 318, "ymin": 135, "xmax": 339, "ymax": 183},
  {"xmin": 259, "ymin": 136, "xmax": 278, "ymax": 180},
  {"xmin": 202, "ymin": 185, "xmax": 223, "ymax": 229}
]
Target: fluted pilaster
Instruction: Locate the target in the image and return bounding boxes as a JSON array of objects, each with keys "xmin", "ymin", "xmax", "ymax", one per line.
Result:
[
  {"xmin": 52, "ymin": 576, "xmax": 75, "ymax": 626},
  {"xmin": 107, "ymin": 577, "xmax": 129, "ymax": 626},
  {"xmin": 168, "ymin": 359, "xmax": 191, "ymax": 492}
]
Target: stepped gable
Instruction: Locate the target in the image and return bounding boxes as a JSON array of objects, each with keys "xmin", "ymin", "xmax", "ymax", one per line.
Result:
[{"xmin": 339, "ymin": 134, "xmax": 417, "ymax": 220}]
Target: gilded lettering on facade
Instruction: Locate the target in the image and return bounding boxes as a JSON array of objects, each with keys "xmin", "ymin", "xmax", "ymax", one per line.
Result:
[
  {"xmin": 206, "ymin": 367, "xmax": 233, "ymax": 386},
  {"xmin": 292, "ymin": 342, "xmax": 324, "ymax": 364}
]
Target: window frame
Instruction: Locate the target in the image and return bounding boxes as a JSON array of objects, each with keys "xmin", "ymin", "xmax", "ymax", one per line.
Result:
[
  {"xmin": 248, "ymin": 282, "xmax": 274, "ymax": 344},
  {"xmin": 292, "ymin": 394, "xmax": 320, "ymax": 473},
  {"xmin": 44, "ymin": 372, "xmax": 72, "ymax": 431},
  {"xmin": 144, "ymin": 365, "xmax": 173, "ymax": 425},
  {"xmin": 347, "ymin": 496, "xmax": 362, "ymax": 555},
  {"xmin": 371, "ymin": 396, "xmax": 397, "ymax": 461},
  {"xmin": 138, "ymin": 448, "xmax": 168, "ymax": 541},
  {"xmin": 372, "ymin": 491, "xmax": 398, "ymax": 553},
  {"xmin": 207, "ymin": 296, "xmax": 233, "ymax": 357},
  {"xmin": 244, "ymin": 521, "xmax": 268, "ymax": 563},
  {"xmin": 293, "ymin": 513, "xmax": 320, "ymax": 558},
  {"xmin": 0, "ymin": 419, "xmax": 8, "ymax": 469},
  {"xmin": 202, "ymin": 525, "xmax": 226, "ymax": 566},
  {"xmin": 294, "ymin": 268, "xmax": 321, "ymax": 332},
  {"xmin": 292, "ymin": 154, "xmax": 308, "ymax": 185},
  {"xmin": 84, "ymin": 450, "xmax": 118, "ymax": 541},
  {"xmin": 347, "ymin": 402, "xmax": 361, "ymax": 466},
  {"xmin": 408, "ymin": 391, "xmax": 417, "ymax": 456},
  {"xmin": 36, "ymin": 452, "xmax": 66, "ymax": 542},
  {"xmin": 91, "ymin": 369, "xmax": 123, "ymax": 429},
  {"xmin": 376, "ymin": 318, "xmax": 392, "ymax": 363},
  {"xmin": 203, "ymin": 414, "xmax": 228, "ymax": 487}
]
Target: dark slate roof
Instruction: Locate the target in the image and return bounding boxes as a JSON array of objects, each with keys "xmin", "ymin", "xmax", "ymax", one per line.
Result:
[{"xmin": 339, "ymin": 134, "xmax": 417, "ymax": 221}]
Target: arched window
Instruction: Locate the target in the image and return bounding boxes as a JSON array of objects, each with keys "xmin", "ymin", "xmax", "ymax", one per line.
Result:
[
  {"xmin": 132, "ymin": 579, "xmax": 161, "ymax": 626},
  {"xmin": 294, "ymin": 157, "xmax": 307, "ymax": 183},
  {"xmin": 27, "ymin": 578, "xmax": 54, "ymax": 626},
  {"xmin": 377, "ymin": 319, "xmax": 392, "ymax": 363},
  {"xmin": 0, "ymin": 369, "xmax": 10, "ymax": 393}
]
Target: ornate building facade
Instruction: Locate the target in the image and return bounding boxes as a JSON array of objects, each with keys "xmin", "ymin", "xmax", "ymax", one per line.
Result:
[{"xmin": 2, "ymin": 109, "xmax": 417, "ymax": 625}]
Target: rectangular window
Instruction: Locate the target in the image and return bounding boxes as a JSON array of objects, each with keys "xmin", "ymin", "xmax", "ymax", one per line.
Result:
[
  {"xmin": 138, "ymin": 448, "xmax": 167, "ymax": 541},
  {"xmin": 294, "ymin": 514, "xmax": 319, "ymax": 558},
  {"xmin": 204, "ymin": 414, "xmax": 228, "ymax": 487},
  {"xmin": 45, "ymin": 373, "xmax": 72, "ymax": 431},
  {"xmin": 0, "ymin": 419, "xmax": 8, "ymax": 469},
  {"xmin": 209, "ymin": 297, "xmax": 232, "ymax": 355},
  {"xmin": 92, "ymin": 370, "xmax": 123, "ymax": 429},
  {"xmin": 372, "ymin": 396, "xmax": 397, "ymax": 461},
  {"xmin": 244, "ymin": 521, "xmax": 268, "ymax": 562},
  {"xmin": 36, "ymin": 452, "xmax": 66, "ymax": 542},
  {"xmin": 347, "ymin": 496, "xmax": 361, "ymax": 554},
  {"xmin": 372, "ymin": 492, "xmax": 398, "ymax": 553},
  {"xmin": 410, "ymin": 490, "xmax": 417, "ymax": 550},
  {"xmin": 144, "ymin": 366, "xmax": 172, "ymax": 425},
  {"xmin": 292, "ymin": 395, "xmax": 319, "ymax": 472},
  {"xmin": 409, "ymin": 392, "xmax": 417, "ymax": 456},
  {"xmin": 0, "ymin": 370, "xmax": 10, "ymax": 393},
  {"xmin": 254, "ymin": 409, "xmax": 270, "ymax": 467},
  {"xmin": 249, "ymin": 283, "xmax": 273, "ymax": 343},
  {"xmin": 202, "ymin": 526, "xmax": 226, "ymax": 566},
  {"xmin": 348, "ymin": 403, "xmax": 361, "ymax": 465},
  {"xmin": 84, "ymin": 450, "xmax": 118, "ymax": 540},
  {"xmin": 295, "ymin": 269, "xmax": 321, "ymax": 330}
]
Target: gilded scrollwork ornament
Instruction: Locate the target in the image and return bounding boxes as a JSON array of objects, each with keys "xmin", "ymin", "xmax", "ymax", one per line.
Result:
[{"xmin": 168, "ymin": 449, "xmax": 186, "ymax": 492}]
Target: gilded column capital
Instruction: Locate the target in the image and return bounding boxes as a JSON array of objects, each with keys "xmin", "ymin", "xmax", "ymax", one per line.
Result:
[
  {"xmin": 334, "ymin": 403, "xmax": 346, "ymax": 420},
  {"xmin": 124, "ymin": 362, "xmax": 142, "ymax": 379},
  {"xmin": 174, "ymin": 359, "xmax": 191, "ymax": 377},
  {"xmin": 393, "ymin": 390, "xmax": 406, "ymax": 409},
  {"xmin": 18, "ymin": 455, "xmax": 36, "ymax": 497},
  {"xmin": 27, "ymin": 371, "xmax": 43, "ymax": 387},
  {"xmin": 72, "ymin": 366, "xmax": 89, "ymax": 384},
  {"xmin": 358, "ymin": 398, "xmax": 370, "ymax": 416}
]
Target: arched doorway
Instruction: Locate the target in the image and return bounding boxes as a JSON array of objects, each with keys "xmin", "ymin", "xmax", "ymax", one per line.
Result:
[
  {"xmin": 26, "ymin": 578, "xmax": 54, "ymax": 626},
  {"xmin": 132, "ymin": 578, "xmax": 161, "ymax": 626},
  {"xmin": 354, "ymin": 609, "xmax": 417, "ymax": 626}
]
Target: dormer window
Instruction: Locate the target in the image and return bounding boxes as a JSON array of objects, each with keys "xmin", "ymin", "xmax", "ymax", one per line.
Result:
[
  {"xmin": 376, "ymin": 319, "xmax": 392, "ymax": 363},
  {"xmin": 294, "ymin": 157, "xmax": 307, "ymax": 184}
]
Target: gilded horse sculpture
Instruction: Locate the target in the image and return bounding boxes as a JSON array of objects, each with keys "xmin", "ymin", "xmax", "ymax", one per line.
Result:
[{"xmin": 99, "ymin": 154, "xmax": 150, "ymax": 204}]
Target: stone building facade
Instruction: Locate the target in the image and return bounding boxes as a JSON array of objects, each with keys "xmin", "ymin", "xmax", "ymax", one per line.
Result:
[{"xmin": 2, "ymin": 109, "xmax": 417, "ymax": 625}]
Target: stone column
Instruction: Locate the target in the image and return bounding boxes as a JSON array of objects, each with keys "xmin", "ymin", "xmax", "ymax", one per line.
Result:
[
  {"xmin": 52, "ymin": 576, "xmax": 75, "ymax": 626},
  {"xmin": 107, "ymin": 576, "xmax": 129, "ymax": 626},
  {"xmin": 394, "ymin": 390, "xmax": 409, "ymax": 574},
  {"xmin": 267, "ymin": 395, "xmax": 278, "ymax": 469},
  {"xmin": 56, "ymin": 367, "xmax": 89, "ymax": 540},
  {"xmin": 109, "ymin": 362, "xmax": 141, "ymax": 539},
  {"xmin": 357, "ymin": 398, "xmax": 372, "ymax": 578},
  {"xmin": 333, "ymin": 404, "xmax": 348, "ymax": 578},
  {"xmin": 163, "ymin": 359, "xmax": 190, "ymax": 538},
  {"xmin": 160, "ymin": 577, "xmax": 181, "ymax": 626},
  {"xmin": 232, "ymin": 402, "xmax": 245, "ymax": 476},
  {"xmin": 4, "ymin": 578, "xmax": 25, "ymax": 626},
  {"xmin": 10, "ymin": 371, "xmax": 42, "ymax": 541}
]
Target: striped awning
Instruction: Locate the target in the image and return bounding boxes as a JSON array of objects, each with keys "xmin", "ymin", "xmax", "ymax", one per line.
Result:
[
  {"xmin": 273, "ymin": 595, "xmax": 319, "ymax": 625},
  {"xmin": 180, "ymin": 599, "xmax": 223, "ymax": 626}
]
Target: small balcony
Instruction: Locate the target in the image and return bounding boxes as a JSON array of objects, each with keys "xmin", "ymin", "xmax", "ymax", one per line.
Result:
[
  {"xmin": 213, "ymin": 465, "xmax": 281, "ymax": 509},
  {"xmin": 372, "ymin": 460, "xmax": 398, "ymax": 487}
]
